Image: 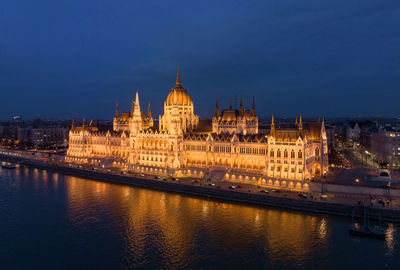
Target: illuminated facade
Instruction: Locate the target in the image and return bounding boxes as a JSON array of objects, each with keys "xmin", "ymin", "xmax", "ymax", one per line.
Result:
[{"xmin": 66, "ymin": 68, "xmax": 328, "ymax": 190}]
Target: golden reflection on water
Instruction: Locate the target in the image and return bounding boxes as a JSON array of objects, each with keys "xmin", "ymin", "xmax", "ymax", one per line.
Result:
[
  {"xmin": 386, "ymin": 223, "xmax": 395, "ymax": 255},
  {"xmin": 62, "ymin": 175, "xmax": 331, "ymax": 265},
  {"xmin": 318, "ymin": 218, "xmax": 328, "ymax": 240},
  {"xmin": 2, "ymin": 167, "xmax": 400, "ymax": 268}
]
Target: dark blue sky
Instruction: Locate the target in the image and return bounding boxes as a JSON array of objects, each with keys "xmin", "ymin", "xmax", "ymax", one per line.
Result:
[{"xmin": 1, "ymin": 0, "xmax": 399, "ymax": 120}]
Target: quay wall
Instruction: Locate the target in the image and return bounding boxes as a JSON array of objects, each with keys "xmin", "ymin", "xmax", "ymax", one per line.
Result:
[
  {"xmin": 2, "ymin": 154, "xmax": 400, "ymax": 223},
  {"xmin": 310, "ymin": 182, "xmax": 400, "ymax": 197}
]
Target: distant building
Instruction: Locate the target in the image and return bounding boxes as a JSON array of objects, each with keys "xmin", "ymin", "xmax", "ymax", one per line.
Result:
[
  {"xmin": 325, "ymin": 123, "xmax": 335, "ymax": 151},
  {"xmin": 0, "ymin": 119, "xmax": 70, "ymax": 149},
  {"xmin": 346, "ymin": 122, "xmax": 361, "ymax": 142},
  {"xmin": 30, "ymin": 127, "xmax": 69, "ymax": 148},
  {"xmin": 370, "ymin": 126, "xmax": 400, "ymax": 168}
]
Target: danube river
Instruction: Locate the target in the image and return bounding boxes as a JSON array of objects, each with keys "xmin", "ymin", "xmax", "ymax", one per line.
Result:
[{"xmin": 1, "ymin": 165, "xmax": 399, "ymax": 269}]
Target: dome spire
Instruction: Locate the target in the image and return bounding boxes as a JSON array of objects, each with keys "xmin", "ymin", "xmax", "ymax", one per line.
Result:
[
  {"xmin": 176, "ymin": 66, "xmax": 181, "ymax": 85},
  {"xmin": 229, "ymin": 97, "xmax": 232, "ymax": 110}
]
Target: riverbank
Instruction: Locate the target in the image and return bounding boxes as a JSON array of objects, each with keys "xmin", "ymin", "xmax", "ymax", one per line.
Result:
[{"xmin": 2, "ymin": 153, "xmax": 400, "ymax": 223}]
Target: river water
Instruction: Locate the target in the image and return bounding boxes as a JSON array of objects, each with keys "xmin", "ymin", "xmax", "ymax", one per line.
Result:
[{"xmin": 0, "ymin": 165, "xmax": 399, "ymax": 269}]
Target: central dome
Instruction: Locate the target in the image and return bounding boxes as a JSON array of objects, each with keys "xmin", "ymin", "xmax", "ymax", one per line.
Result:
[{"xmin": 165, "ymin": 68, "xmax": 193, "ymax": 106}]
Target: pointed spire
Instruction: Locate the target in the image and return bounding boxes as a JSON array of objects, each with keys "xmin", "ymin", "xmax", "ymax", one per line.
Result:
[
  {"xmin": 239, "ymin": 95, "xmax": 243, "ymax": 110},
  {"xmin": 82, "ymin": 118, "xmax": 85, "ymax": 127},
  {"xmin": 251, "ymin": 96, "xmax": 256, "ymax": 117},
  {"xmin": 147, "ymin": 101, "xmax": 152, "ymax": 119},
  {"xmin": 133, "ymin": 88, "xmax": 141, "ymax": 117},
  {"xmin": 176, "ymin": 66, "xmax": 181, "ymax": 85},
  {"xmin": 295, "ymin": 117, "xmax": 298, "ymax": 126},
  {"xmin": 270, "ymin": 115, "xmax": 275, "ymax": 137},
  {"xmin": 135, "ymin": 88, "xmax": 140, "ymax": 107},
  {"xmin": 229, "ymin": 97, "xmax": 232, "ymax": 110},
  {"xmin": 115, "ymin": 100, "xmax": 120, "ymax": 118},
  {"xmin": 71, "ymin": 119, "xmax": 75, "ymax": 129},
  {"xmin": 214, "ymin": 96, "xmax": 220, "ymax": 118},
  {"xmin": 298, "ymin": 114, "xmax": 303, "ymax": 132}
]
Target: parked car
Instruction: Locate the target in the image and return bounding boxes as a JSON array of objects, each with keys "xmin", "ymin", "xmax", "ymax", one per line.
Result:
[
  {"xmin": 259, "ymin": 189, "xmax": 268, "ymax": 193},
  {"xmin": 229, "ymin": 185, "xmax": 236, "ymax": 189},
  {"xmin": 298, "ymin": 193, "xmax": 307, "ymax": 199}
]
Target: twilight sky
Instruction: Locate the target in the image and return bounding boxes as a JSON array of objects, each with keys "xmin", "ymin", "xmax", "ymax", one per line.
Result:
[{"xmin": 1, "ymin": 0, "xmax": 399, "ymax": 120}]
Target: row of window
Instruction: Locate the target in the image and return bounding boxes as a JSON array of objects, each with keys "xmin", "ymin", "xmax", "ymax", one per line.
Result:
[
  {"xmin": 239, "ymin": 147, "xmax": 266, "ymax": 155},
  {"xmin": 270, "ymin": 160, "xmax": 302, "ymax": 165},
  {"xmin": 184, "ymin": 145, "xmax": 267, "ymax": 155},
  {"xmin": 139, "ymin": 155, "xmax": 164, "ymax": 162},
  {"xmin": 270, "ymin": 166, "xmax": 303, "ymax": 173},
  {"xmin": 270, "ymin": 149, "xmax": 303, "ymax": 158},
  {"xmin": 185, "ymin": 145, "xmax": 207, "ymax": 151}
]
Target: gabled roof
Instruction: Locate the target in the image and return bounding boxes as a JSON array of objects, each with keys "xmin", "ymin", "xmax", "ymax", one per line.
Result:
[{"xmin": 304, "ymin": 121, "xmax": 322, "ymax": 141}]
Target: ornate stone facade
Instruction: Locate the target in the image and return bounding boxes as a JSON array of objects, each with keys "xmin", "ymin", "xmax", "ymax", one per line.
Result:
[
  {"xmin": 212, "ymin": 96, "xmax": 258, "ymax": 135},
  {"xmin": 66, "ymin": 69, "xmax": 328, "ymax": 190}
]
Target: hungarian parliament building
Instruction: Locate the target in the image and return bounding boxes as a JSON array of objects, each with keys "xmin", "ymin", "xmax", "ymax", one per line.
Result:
[{"xmin": 66, "ymin": 69, "xmax": 328, "ymax": 190}]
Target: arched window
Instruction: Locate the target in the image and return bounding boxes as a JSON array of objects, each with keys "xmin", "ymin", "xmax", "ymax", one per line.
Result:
[
  {"xmin": 291, "ymin": 150, "xmax": 295, "ymax": 159},
  {"xmin": 315, "ymin": 148, "xmax": 320, "ymax": 156},
  {"xmin": 277, "ymin": 149, "xmax": 281, "ymax": 158},
  {"xmin": 298, "ymin": 150, "xmax": 302, "ymax": 159},
  {"xmin": 270, "ymin": 150, "xmax": 274, "ymax": 157},
  {"xmin": 284, "ymin": 150, "xmax": 288, "ymax": 158}
]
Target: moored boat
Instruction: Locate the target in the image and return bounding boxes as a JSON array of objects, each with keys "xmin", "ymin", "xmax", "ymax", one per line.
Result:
[
  {"xmin": 349, "ymin": 208, "xmax": 386, "ymax": 240},
  {"xmin": 2, "ymin": 163, "xmax": 16, "ymax": 169}
]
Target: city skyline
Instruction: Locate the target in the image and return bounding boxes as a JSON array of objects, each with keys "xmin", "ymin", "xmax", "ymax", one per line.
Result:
[{"xmin": 1, "ymin": 0, "xmax": 400, "ymax": 119}]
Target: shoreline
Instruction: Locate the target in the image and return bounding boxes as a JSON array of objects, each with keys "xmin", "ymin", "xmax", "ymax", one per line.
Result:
[{"xmin": 2, "ymin": 153, "xmax": 400, "ymax": 223}]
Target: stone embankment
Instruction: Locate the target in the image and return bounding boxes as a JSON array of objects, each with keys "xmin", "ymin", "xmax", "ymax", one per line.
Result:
[{"xmin": 2, "ymin": 153, "xmax": 400, "ymax": 223}]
